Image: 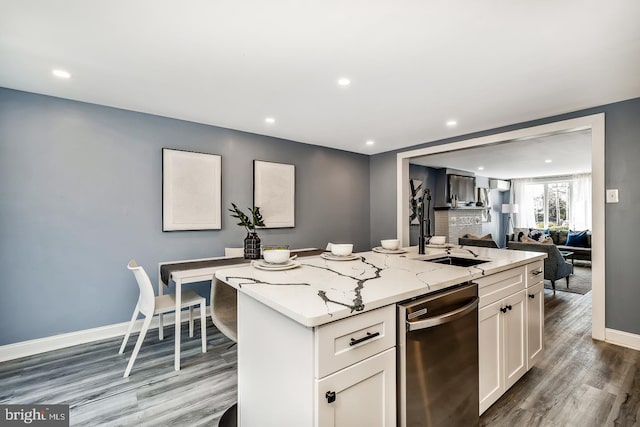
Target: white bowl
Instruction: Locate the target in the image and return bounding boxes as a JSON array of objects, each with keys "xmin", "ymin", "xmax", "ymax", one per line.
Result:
[
  {"xmin": 330, "ymin": 244, "xmax": 353, "ymax": 256},
  {"xmin": 430, "ymin": 236, "xmax": 446, "ymax": 245},
  {"xmin": 381, "ymin": 239, "xmax": 400, "ymax": 250},
  {"xmin": 262, "ymin": 249, "xmax": 291, "ymax": 264}
]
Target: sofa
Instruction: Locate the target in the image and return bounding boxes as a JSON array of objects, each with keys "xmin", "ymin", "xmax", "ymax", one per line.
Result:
[
  {"xmin": 458, "ymin": 234, "xmax": 499, "ymax": 249},
  {"xmin": 510, "ymin": 228, "xmax": 591, "ymax": 261},
  {"xmin": 506, "ymin": 241, "xmax": 573, "ymax": 292},
  {"xmin": 548, "ymin": 230, "xmax": 591, "ymax": 261}
]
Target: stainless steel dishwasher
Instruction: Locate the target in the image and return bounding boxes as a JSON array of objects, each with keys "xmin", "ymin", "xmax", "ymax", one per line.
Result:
[{"xmin": 397, "ymin": 282, "xmax": 479, "ymax": 427}]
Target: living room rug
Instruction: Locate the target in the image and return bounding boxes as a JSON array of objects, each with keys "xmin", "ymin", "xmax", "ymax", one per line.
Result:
[{"xmin": 544, "ymin": 264, "xmax": 592, "ymax": 295}]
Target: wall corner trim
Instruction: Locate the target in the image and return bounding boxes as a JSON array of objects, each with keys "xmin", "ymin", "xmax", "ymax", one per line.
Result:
[{"xmin": 0, "ymin": 307, "xmax": 211, "ymax": 363}]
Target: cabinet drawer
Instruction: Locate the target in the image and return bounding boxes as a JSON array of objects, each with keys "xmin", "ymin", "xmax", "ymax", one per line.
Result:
[
  {"xmin": 315, "ymin": 305, "xmax": 396, "ymax": 378},
  {"xmin": 526, "ymin": 261, "xmax": 544, "ymax": 287},
  {"xmin": 477, "ymin": 266, "xmax": 525, "ymax": 308}
]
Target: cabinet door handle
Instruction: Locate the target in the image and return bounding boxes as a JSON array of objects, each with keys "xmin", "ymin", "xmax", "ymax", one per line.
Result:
[
  {"xmin": 349, "ymin": 331, "xmax": 380, "ymax": 346},
  {"xmin": 507, "ymin": 305, "xmax": 513, "ymax": 311},
  {"xmin": 325, "ymin": 391, "xmax": 336, "ymax": 403},
  {"xmin": 529, "ymin": 294, "xmax": 535, "ymax": 299},
  {"xmin": 500, "ymin": 307, "xmax": 508, "ymax": 314},
  {"xmin": 532, "ymin": 270, "xmax": 543, "ymax": 276}
]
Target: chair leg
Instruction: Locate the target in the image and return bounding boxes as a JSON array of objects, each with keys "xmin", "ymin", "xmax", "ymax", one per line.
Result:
[
  {"xmin": 123, "ymin": 315, "xmax": 152, "ymax": 378},
  {"xmin": 200, "ymin": 299, "xmax": 207, "ymax": 353},
  {"xmin": 159, "ymin": 313, "xmax": 164, "ymax": 341},
  {"xmin": 189, "ymin": 306, "xmax": 194, "ymax": 338},
  {"xmin": 119, "ymin": 304, "xmax": 140, "ymax": 354},
  {"xmin": 551, "ymin": 280, "xmax": 556, "ymax": 294},
  {"xmin": 566, "ymin": 276, "xmax": 570, "ymax": 287}
]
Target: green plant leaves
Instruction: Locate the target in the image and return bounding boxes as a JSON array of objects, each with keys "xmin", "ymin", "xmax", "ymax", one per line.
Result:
[{"xmin": 229, "ymin": 203, "xmax": 265, "ymax": 231}]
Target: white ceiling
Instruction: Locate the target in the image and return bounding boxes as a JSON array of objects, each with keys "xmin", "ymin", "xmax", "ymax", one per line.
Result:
[
  {"xmin": 1, "ymin": 1, "xmax": 639, "ymax": 155},
  {"xmin": 410, "ymin": 129, "xmax": 592, "ymax": 179}
]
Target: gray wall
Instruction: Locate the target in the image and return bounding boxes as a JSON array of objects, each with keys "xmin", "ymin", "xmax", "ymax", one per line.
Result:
[
  {"xmin": 369, "ymin": 97, "xmax": 640, "ymax": 335},
  {"xmin": 0, "ymin": 88, "xmax": 370, "ymax": 345}
]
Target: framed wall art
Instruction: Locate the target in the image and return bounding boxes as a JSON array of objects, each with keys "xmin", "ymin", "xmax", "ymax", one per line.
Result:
[
  {"xmin": 162, "ymin": 148, "xmax": 221, "ymax": 231},
  {"xmin": 409, "ymin": 178, "xmax": 423, "ymax": 225},
  {"xmin": 478, "ymin": 187, "xmax": 492, "ymax": 222},
  {"xmin": 253, "ymin": 160, "xmax": 295, "ymax": 228}
]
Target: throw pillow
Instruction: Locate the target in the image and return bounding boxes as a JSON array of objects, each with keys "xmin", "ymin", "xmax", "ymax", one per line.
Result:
[
  {"xmin": 530, "ymin": 228, "xmax": 550, "ymax": 236},
  {"xmin": 513, "ymin": 228, "xmax": 529, "ymax": 242},
  {"xmin": 566, "ymin": 230, "xmax": 589, "ymax": 247},
  {"xmin": 522, "ymin": 236, "xmax": 539, "ymax": 243},
  {"xmin": 528, "ymin": 229, "xmax": 547, "ymax": 242}
]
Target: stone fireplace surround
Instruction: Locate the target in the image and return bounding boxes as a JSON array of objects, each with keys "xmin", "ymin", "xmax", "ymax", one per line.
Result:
[{"xmin": 434, "ymin": 207, "xmax": 484, "ymax": 244}]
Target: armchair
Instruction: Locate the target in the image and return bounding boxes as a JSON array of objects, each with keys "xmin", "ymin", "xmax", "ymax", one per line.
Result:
[{"xmin": 506, "ymin": 241, "xmax": 573, "ymax": 293}]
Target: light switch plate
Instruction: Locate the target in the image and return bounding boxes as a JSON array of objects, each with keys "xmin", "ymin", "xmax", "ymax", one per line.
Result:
[{"xmin": 606, "ymin": 189, "xmax": 619, "ymax": 203}]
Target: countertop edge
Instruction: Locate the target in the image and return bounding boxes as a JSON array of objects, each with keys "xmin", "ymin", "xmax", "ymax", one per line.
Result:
[{"xmin": 215, "ymin": 249, "xmax": 547, "ymax": 328}]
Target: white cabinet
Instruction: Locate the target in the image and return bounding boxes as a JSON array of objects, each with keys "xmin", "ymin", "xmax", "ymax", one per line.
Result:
[
  {"xmin": 479, "ymin": 298, "xmax": 502, "ymax": 412},
  {"xmin": 478, "ymin": 261, "xmax": 543, "ymax": 414},
  {"xmin": 525, "ymin": 260, "xmax": 544, "ymax": 370},
  {"xmin": 237, "ymin": 293, "xmax": 395, "ymax": 427},
  {"xmin": 316, "ymin": 348, "xmax": 396, "ymax": 427},
  {"xmin": 315, "ymin": 305, "xmax": 396, "ymax": 427},
  {"xmin": 478, "ymin": 289, "xmax": 526, "ymax": 413},
  {"xmin": 503, "ymin": 290, "xmax": 527, "ymax": 389}
]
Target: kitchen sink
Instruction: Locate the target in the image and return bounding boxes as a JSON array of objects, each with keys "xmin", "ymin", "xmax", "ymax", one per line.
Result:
[{"xmin": 426, "ymin": 256, "xmax": 489, "ymax": 267}]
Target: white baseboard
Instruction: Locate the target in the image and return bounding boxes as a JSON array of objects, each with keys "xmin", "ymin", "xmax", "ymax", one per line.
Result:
[
  {"xmin": 605, "ymin": 328, "xmax": 640, "ymax": 351},
  {"xmin": 0, "ymin": 306, "xmax": 211, "ymax": 363}
]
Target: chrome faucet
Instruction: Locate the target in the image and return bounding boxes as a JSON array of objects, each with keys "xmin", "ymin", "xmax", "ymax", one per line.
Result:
[{"xmin": 418, "ymin": 188, "xmax": 432, "ymax": 254}]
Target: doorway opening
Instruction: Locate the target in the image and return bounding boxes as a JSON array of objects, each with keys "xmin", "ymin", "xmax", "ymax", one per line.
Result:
[{"xmin": 396, "ymin": 114, "xmax": 605, "ymax": 340}]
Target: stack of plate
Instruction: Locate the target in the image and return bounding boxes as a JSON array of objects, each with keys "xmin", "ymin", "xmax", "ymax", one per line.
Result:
[
  {"xmin": 321, "ymin": 252, "xmax": 360, "ymax": 261},
  {"xmin": 372, "ymin": 247, "xmax": 407, "ymax": 254},
  {"xmin": 251, "ymin": 259, "xmax": 300, "ymax": 271}
]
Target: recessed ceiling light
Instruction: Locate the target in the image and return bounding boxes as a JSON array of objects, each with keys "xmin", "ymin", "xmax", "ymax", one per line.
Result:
[
  {"xmin": 478, "ymin": 166, "xmax": 485, "ymax": 171},
  {"xmin": 446, "ymin": 120, "xmax": 457, "ymax": 127},
  {"xmin": 366, "ymin": 140, "xmax": 375, "ymax": 146},
  {"xmin": 265, "ymin": 117, "xmax": 275, "ymax": 124},
  {"xmin": 545, "ymin": 159, "xmax": 552, "ymax": 163},
  {"xmin": 337, "ymin": 77, "xmax": 351, "ymax": 86},
  {"xmin": 52, "ymin": 69, "xmax": 71, "ymax": 79}
]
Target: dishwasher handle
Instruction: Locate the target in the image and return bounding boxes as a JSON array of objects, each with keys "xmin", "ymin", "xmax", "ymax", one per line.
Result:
[{"xmin": 407, "ymin": 297, "xmax": 479, "ymax": 331}]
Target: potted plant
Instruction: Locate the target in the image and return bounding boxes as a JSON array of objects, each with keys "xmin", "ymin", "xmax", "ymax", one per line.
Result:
[{"xmin": 229, "ymin": 203, "xmax": 265, "ymax": 259}]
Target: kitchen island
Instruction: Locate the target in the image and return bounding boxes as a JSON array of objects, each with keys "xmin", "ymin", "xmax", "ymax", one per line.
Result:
[{"xmin": 215, "ymin": 246, "xmax": 546, "ymax": 426}]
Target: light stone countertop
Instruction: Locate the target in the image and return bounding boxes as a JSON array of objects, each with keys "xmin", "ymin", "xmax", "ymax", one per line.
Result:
[{"xmin": 214, "ymin": 246, "xmax": 546, "ymax": 328}]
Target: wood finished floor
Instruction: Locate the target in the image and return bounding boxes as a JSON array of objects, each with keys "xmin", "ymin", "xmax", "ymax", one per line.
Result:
[
  {"xmin": 2, "ymin": 287, "xmax": 639, "ymax": 426},
  {"xmin": 0, "ymin": 320, "xmax": 237, "ymax": 426}
]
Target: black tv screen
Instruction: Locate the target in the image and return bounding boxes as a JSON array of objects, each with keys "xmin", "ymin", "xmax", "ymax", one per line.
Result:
[{"xmin": 448, "ymin": 174, "xmax": 476, "ymax": 203}]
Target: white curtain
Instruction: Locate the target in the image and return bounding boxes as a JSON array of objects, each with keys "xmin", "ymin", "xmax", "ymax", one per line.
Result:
[
  {"xmin": 571, "ymin": 173, "xmax": 592, "ymax": 230},
  {"xmin": 510, "ymin": 178, "xmax": 536, "ymax": 228}
]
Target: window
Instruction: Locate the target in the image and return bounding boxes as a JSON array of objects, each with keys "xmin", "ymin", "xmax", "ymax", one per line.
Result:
[{"xmin": 526, "ymin": 181, "xmax": 571, "ymax": 230}]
